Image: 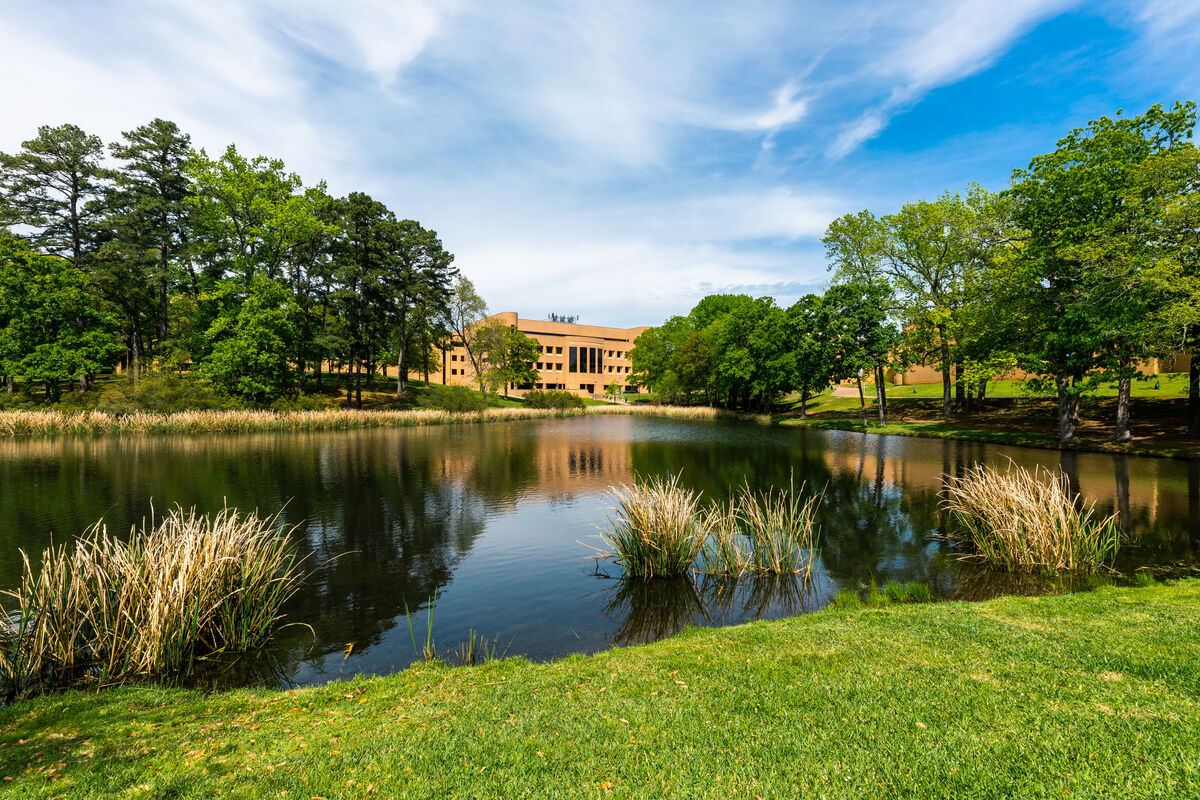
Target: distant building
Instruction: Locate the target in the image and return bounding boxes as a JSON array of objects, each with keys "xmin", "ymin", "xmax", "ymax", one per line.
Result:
[{"xmin": 425, "ymin": 312, "xmax": 650, "ymax": 398}]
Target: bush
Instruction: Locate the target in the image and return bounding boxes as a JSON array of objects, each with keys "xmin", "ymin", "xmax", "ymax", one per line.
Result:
[
  {"xmin": 419, "ymin": 384, "xmax": 487, "ymax": 413},
  {"xmin": 94, "ymin": 372, "xmax": 243, "ymax": 414},
  {"xmin": 523, "ymin": 389, "xmax": 584, "ymax": 409},
  {"xmin": 268, "ymin": 393, "xmax": 330, "ymax": 412}
]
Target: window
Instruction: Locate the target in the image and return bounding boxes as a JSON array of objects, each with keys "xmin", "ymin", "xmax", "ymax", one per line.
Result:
[
  {"xmin": 536, "ymin": 362, "xmax": 543, "ymax": 370},
  {"xmin": 556, "ymin": 346, "xmax": 562, "ymax": 354},
  {"xmin": 569, "ymin": 347, "xmax": 578, "ymax": 372}
]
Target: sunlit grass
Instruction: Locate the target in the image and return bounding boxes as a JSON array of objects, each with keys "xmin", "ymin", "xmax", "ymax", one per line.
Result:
[
  {"xmin": 942, "ymin": 462, "xmax": 1123, "ymax": 573},
  {"xmin": 0, "ymin": 404, "xmax": 764, "ymax": 437},
  {"xmin": 0, "ymin": 507, "xmax": 308, "ymax": 699}
]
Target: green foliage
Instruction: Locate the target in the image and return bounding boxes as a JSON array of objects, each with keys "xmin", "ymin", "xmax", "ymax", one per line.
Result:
[
  {"xmin": 830, "ymin": 588, "xmax": 862, "ymax": 608},
  {"xmin": 0, "ymin": 237, "xmax": 122, "ymax": 400},
  {"xmin": 94, "ymin": 372, "xmax": 242, "ymax": 414},
  {"xmin": 523, "ymin": 389, "xmax": 584, "ymax": 409},
  {"xmin": 199, "ymin": 276, "xmax": 299, "ymax": 402},
  {"xmin": 419, "ymin": 384, "xmax": 488, "ymax": 412},
  {"xmin": 489, "ymin": 326, "xmax": 541, "ymax": 396}
]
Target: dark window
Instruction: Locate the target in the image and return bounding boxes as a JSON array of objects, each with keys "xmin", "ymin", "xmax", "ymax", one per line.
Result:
[{"xmin": 569, "ymin": 347, "xmax": 577, "ymax": 372}]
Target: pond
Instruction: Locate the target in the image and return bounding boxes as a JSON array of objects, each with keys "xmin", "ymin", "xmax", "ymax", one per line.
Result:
[{"xmin": 1, "ymin": 416, "xmax": 1197, "ymax": 688}]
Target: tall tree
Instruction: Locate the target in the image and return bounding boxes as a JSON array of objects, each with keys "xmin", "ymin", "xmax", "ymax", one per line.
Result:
[
  {"xmin": 822, "ymin": 282, "xmax": 898, "ymax": 427},
  {"xmin": 489, "ymin": 326, "xmax": 540, "ymax": 398},
  {"xmin": 1009, "ymin": 101, "xmax": 1196, "ymax": 443},
  {"xmin": 447, "ymin": 275, "xmax": 491, "ymax": 395},
  {"xmin": 0, "ymin": 237, "xmax": 120, "ymax": 400},
  {"xmin": 0, "ymin": 124, "xmax": 107, "ymax": 269},
  {"xmin": 388, "ymin": 220, "xmax": 456, "ymax": 399},
  {"xmin": 107, "ymin": 119, "xmax": 194, "ymax": 357}
]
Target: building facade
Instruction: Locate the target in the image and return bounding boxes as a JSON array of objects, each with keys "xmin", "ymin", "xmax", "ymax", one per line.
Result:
[{"xmin": 425, "ymin": 312, "xmax": 650, "ymax": 398}]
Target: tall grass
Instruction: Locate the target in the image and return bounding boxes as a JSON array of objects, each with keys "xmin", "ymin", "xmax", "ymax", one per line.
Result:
[
  {"xmin": 0, "ymin": 507, "xmax": 308, "ymax": 699},
  {"xmin": 701, "ymin": 481, "xmax": 822, "ymax": 577},
  {"xmin": 595, "ymin": 475, "xmax": 709, "ymax": 578},
  {"xmin": 0, "ymin": 404, "xmax": 764, "ymax": 438},
  {"xmin": 942, "ymin": 462, "xmax": 1122, "ymax": 573},
  {"xmin": 593, "ymin": 475, "xmax": 821, "ymax": 579}
]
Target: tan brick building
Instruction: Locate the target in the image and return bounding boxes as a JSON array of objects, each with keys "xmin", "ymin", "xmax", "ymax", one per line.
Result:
[{"xmin": 426, "ymin": 312, "xmax": 650, "ymax": 399}]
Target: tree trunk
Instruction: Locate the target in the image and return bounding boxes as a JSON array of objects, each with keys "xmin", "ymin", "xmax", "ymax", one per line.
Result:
[
  {"xmin": 4, "ymin": 375, "xmax": 12, "ymax": 394},
  {"xmin": 131, "ymin": 325, "xmax": 142, "ymax": 384},
  {"xmin": 158, "ymin": 272, "xmax": 169, "ymax": 357},
  {"xmin": 954, "ymin": 361, "xmax": 966, "ymax": 412},
  {"xmin": 800, "ymin": 389, "xmax": 808, "ymax": 419},
  {"xmin": 395, "ymin": 306, "xmax": 408, "ymax": 399},
  {"xmin": 1112, "ymin": 356, "xmax": 1133, "ymax": 443},
  {"xmin": 355, "ymin": 361, "xmax": 363, "ymax": 409},
  {"xmin": 875, "ymin": 363, "xmax": 887, "ymax": 426},
  {"xmin": 1189, "ymin": 352, "xmax": 1200, "ymax": 439},
  {"xmin": 1056, "ymin": 372, "xmax": 1078, "ymax": 444},
  {"xmin": 977, "ymin": 378, "xmax": 988, "ymax": 402},
  {"xmin": 856, "ymin": 372, "xmax": 868, "ymax": 427},
  {"xmin": 442, "ymin": 347, "xmax": 447, "ymax": 385},
  {"xmin": 938, "ymin": 330, "xmax": 951, "ymax": 421}
]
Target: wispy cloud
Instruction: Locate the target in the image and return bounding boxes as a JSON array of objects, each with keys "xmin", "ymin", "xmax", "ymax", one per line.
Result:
[
  {"xmin": 829, "ymin": 0, "xmax": 1080, "ymax": 157},
  {"xmin": 0, "ymin": 1, "xmax": 1193, "ymax": 325}
]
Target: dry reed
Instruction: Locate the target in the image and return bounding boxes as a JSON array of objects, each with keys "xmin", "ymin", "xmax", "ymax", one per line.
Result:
[
  {"xmin": 941, "ymin": 462, "xmax": 1122, "ymax": 573},
  {"xmin": 0, "ymin": 507, "xmax": 308, "ymax": 698},
  {"xmin": 701, "ymin": 481, "xmax": 822, "ymax": 577},
  {"xmin": 594, "ymin": 474, "xmax": 710, "ymax": 578},
  {"xmin": 592, "ymin": 475, "xmax": 822, "ymax": 579},
  {"xmin": 0, "ymin": 404, "xmax": 764, "ymax": 438}
]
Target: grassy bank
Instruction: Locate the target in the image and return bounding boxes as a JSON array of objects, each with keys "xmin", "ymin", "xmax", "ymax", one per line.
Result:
[
  {"xmin": 1, "ymin": 581, "xmax": 1197, "ymax": 798},
  {"xmin": 775, "ymin": 389, "xmax": 1200, "ymax": 459}
]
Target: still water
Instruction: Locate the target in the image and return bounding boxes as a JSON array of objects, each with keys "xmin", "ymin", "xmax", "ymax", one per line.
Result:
[{"xmin": 1, "ymin": 416, "xmax": 1196, "ymax": 688}]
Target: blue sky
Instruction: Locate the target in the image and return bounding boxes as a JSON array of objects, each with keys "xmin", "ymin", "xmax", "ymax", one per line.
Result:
[{"xmin": 2, "ymin": 1, "xmax": 1198, "ymax": 326}]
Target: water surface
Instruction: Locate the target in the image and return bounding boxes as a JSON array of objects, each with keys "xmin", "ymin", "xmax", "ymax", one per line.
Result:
[{"xmin": 1, "ymin": 416, "xmax": 1196, "ymax": 688}]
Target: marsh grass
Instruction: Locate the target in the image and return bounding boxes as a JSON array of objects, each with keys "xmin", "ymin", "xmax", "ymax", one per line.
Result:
[
  {"xmin": 0, "ymin": 404, "xmax": 764, "ymax": 438},
  {"xmin": 404, "ymin": 594, "xmax": 438, "ymax": 663},
  {"xmin": 594, "ymin": 475, "xmax": 709, "ymax": 578},
  {"xmin": 594, "ymin": 475, "xmax": 821, "ymax": 579},
  {"xmin": 942, "ymin": 462, "xmax": 1123, "ymax": 573},
  {"xmin": 0, "ymin": 507, "xmax": 308, "ymax": 699},
  {"xmin": 701, "ymin": 481, "xmax": 822, "ymax": 577},
  {"xmin": 455, "ymin": 630, "xmax": 509, "ymax": 666}
]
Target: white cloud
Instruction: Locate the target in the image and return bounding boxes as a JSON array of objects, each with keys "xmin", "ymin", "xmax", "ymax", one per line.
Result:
[
  {"xmin": 827, "ymin": 0, "xmax": 1079, "ymax": 156},
  {"xmin": 717, "ymin": 82, "xmax": 810, "ymax": 133}
]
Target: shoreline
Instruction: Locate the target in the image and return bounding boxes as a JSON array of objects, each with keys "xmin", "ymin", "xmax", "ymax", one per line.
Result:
[
  {"xmin": 2, "ymin": 580, "xmax": 1196, "ymax": 797},
  {"xmin": 1, "ymin": 404, "xmax": 1196, "ymax": 460}
]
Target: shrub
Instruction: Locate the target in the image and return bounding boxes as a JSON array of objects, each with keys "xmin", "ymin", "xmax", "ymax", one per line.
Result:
[
  {"xmin": 419, "ymin": 384, "xmax": 487, "ymax": 413},
  {"xmin": 523, "ymin": 389, "xmax": 584, "ymax": 409},
  {"xmin": 95, "ymin": 372, "xmax": 243, "ymax": 414}
]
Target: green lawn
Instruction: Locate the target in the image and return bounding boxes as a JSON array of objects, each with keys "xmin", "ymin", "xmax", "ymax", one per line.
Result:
[
  {"xmin": 2, "ymin": 581, "xmax": 1197, "ymax": 798},
  {"xmin": 886, "ymin": 373, "xmax": 1191, "ymax": 399}
]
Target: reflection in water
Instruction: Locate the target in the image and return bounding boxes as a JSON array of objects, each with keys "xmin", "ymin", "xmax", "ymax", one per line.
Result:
[
  {"xmin": 0, "ymin": 417, "xmax": 1196, "ymax": 688},
  {"xmin": 599, "ymin": 573, "xmax": 820, "ymax": 647}
]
